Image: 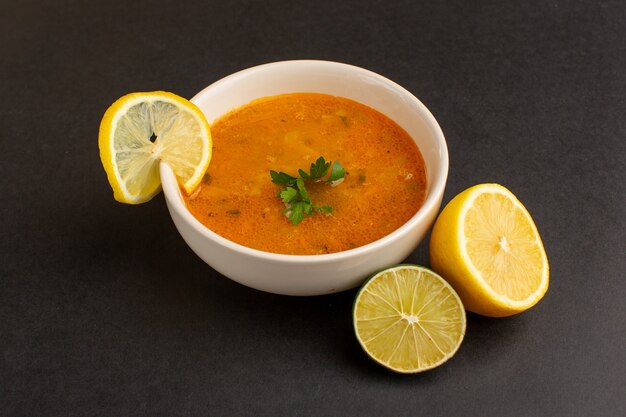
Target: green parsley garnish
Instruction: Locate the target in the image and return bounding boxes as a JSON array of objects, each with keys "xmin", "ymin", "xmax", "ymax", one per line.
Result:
[{"xmin": 270, "ymin": 156, "xmax": 345, "ymax": 225}]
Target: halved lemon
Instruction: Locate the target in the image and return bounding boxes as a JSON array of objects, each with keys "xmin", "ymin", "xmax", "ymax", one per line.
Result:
[
  {"xmin": 353, "ymin": 265, "xmax": 466, "ymax": 373},
  {"xmin": 429, "ymin": 183, "xmax": 549, "ymax": 317},
  {"xmin": 99, "ymin": 91, "xmax": 212, "ymax": 204}
]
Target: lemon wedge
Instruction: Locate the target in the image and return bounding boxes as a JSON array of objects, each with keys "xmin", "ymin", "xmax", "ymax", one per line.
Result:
[
  {"xmin": 429, "ymin": 183, "xmax": 549, "ymax": 317},
  {"xmin": 353, "ymin": 265, "xmax": 466, "ymax": 373},
  {"xmin": 98, "ymin": 91, "xmax": 212, "ymax": 204}
]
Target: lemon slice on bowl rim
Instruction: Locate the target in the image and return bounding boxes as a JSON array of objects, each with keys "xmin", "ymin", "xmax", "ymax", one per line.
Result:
[
  {"xmin": 353, "ymin": 265, "xmax": 466, "ymax": 373},
  {"xmin": 99, "ymin": 91, "xmax": 212, "ymax": 204},
  {"xmin": 429, "ymin": 183, "xmax": 549, "ymax": 317}
]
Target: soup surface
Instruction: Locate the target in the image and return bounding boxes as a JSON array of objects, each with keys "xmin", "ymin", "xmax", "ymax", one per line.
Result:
[{"xmin": 183, "ymin": 93, "xmax": 426, "ymax": 255}]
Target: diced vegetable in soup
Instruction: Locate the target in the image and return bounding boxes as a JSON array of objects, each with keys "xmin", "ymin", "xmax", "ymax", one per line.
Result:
[{"xmin": 183, "ymin": 93, "xmax": 426, "ymax": 255}]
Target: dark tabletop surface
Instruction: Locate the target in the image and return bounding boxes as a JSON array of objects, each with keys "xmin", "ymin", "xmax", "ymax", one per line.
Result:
[{"xmin": 1, "ymin": 0, "xmax": 625, "ymax": 416}]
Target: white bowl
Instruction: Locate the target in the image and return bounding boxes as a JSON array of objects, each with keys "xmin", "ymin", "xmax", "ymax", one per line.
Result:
[{"xmin": 160, "ymin": 60, "xmax": 448, "ymax": 296}]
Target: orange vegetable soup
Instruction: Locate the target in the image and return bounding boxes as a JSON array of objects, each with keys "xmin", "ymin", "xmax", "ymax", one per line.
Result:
[{"xmin": 183, "ymin": 93, "xmax": 426, "ymax": 255}]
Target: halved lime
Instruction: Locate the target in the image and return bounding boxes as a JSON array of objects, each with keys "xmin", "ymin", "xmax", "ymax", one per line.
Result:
[{"xmin": 353, "ymin": 265, "xmax": 466, "ymax": 373}]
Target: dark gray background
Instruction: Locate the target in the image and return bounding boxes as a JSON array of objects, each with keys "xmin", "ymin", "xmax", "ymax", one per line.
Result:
[{"xmin": 1, "ymin": 0, "xmax": 624, "ymax": 416}]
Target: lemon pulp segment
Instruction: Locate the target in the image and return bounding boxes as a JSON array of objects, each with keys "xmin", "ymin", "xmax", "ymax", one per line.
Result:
[{"xmin": 463, "ymin": 191, "xmax": 545, "ymax": 301}]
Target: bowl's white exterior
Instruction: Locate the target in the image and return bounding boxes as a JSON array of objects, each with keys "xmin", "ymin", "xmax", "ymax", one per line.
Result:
[{"xmin": 160, "ymin": 60, "xmax": 448, "ymax": 296}]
